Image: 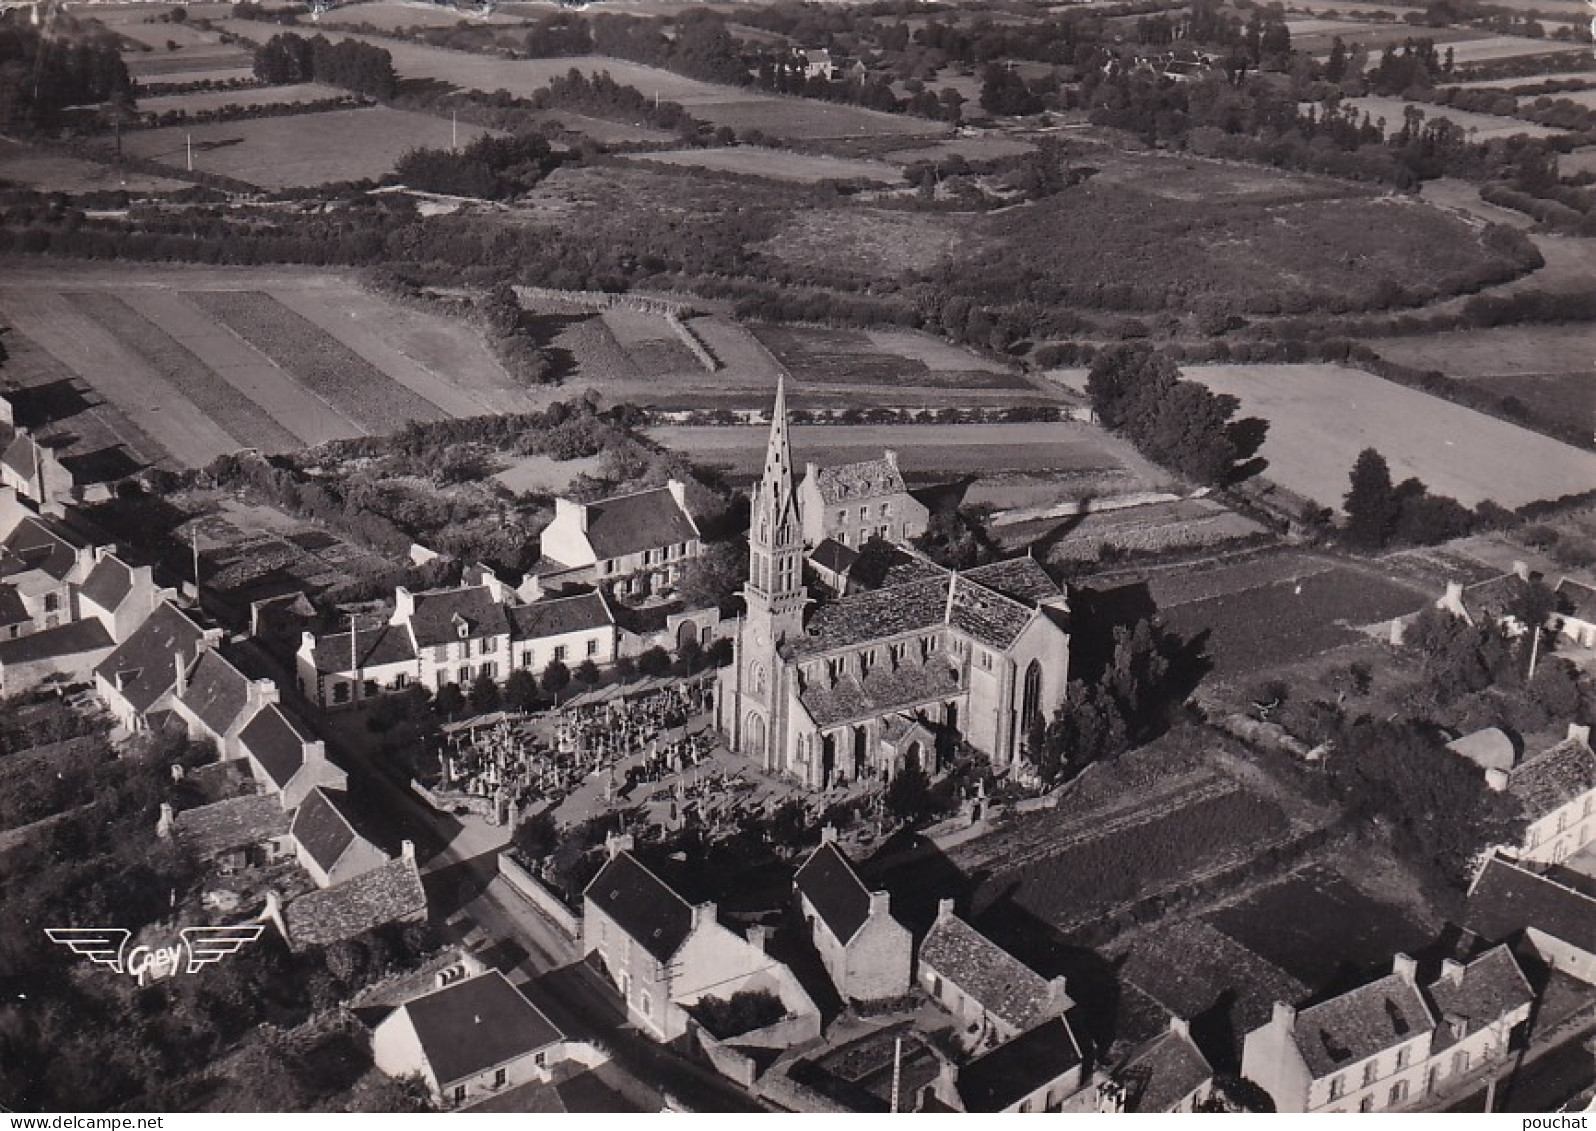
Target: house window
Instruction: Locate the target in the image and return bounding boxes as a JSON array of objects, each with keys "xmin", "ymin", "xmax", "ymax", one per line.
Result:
[
  {"xmin": 433, "ymin": 645, "xmax": 447, "ymax": 663},
  {"xmin": 836, "ymin": 511, "xmax": 846, "ymax": 526},
  {"xmin": 1395, "ymin": 1048, "xmax": 1409, "ymax": 1070},
  {"xmin": 931, "ymin": 974, "xmax": 942, "ymax": 997},
  {"xmin": 1453, "ymin": 1050, "xmax": 1470, "ymax": 1075},
  {"xmin": 480, "ymin": 662, "xmax": 497, "ymax": 680},
  {"xmin": 332, "ymin": 682, "xmax": 350, "ymax": 704},
  {"xmin": 858, "ymin": 506, "xmax": 868, "ymax": 522},
  {"xmin": 880, "ymin": 503, "xmax": 890, "ymax": 518},
  {"xmin": 1328, "ymin": 1077, "xmax": 1345, "ymax": 1101},
  {"xmin": 1363, "ymin": 1062, "xmax": 1378, "ymax": 1087},
  {"xmin": 494, "ymin": 1068, "xmax": 506, "ymax": 1089},
  {"xmin": 363, "ymin": 680, "xmax": 379, "ymax": 697},
  {"xmin": 587, "ymin": 638, "xmax": 599, "ymax": 657},
  {"xmin": 1019, "ymin": 1098, "xmax": 1032, "ymax": 1113},
  {"xmin": 453, "ymin": 1086, "xmax": 465, "ymax": 1105},
  {"xmin": 554, "ymin": 644, "xmax": 567, "ymax": 662},
  {"xmin": 535, "ymin": 1051, "xmax": 546, "ymax": 1068},
  {"xmin": 1557, "ymin": 812, "xmax": 1568, "ymax": 834},
  {"xmin": 483, "ymin": 636, "xmax": 497, "ymax": 654},
  {"xmin": 1359, "ymin": 1096, "xmax": 1374, "ymax": 1113},
  {"xmin": 1389, "ymin": 1081, "xmax": 1408, "ymax": 1108},
  {"xmin": 43, "ymin": 592, "xmax": 58, "ymax": 612},
  {"xmin": 458, "ymin": 666, "xmax": 470, "ymax": 685},
  {"xmin": 521, "ymin": 651, "xmax": 533, "ymax": 669},
  {"xmin": 394, "ymin": 673, "xmax": 408, "ymax": 690},
  {"xmin": 640, "ymin": 990, "xmax": 651, "ymax": 1015}
]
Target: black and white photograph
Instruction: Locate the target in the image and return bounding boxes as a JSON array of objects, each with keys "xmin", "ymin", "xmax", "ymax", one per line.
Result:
[{"xmin": 0, "ymin": 0, "xmax": 1594, "ymax": 1116}]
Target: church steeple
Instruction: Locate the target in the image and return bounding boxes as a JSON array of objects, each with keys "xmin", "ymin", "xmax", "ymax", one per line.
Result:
[{"xmin": 745, "ymin": 374, "xmax": 805, "ymax": 643}]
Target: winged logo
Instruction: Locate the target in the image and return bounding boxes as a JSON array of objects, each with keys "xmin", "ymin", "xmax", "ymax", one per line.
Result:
[
  {"xmin": 44, "ymin": 927, "xmax": 131, "ymax": 974},
  {"xmin": 180, "ymin": 925, "xmax": 265, "ymax": 973}
]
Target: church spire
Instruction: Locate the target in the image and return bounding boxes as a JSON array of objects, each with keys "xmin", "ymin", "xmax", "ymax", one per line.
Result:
[
  {"xmin": 758, "ymin": 372, "xmax": 794, "ymax": 523},
  {"xmin": 745, "ymin": 373, "xmax": 804, "ymax": 643}
]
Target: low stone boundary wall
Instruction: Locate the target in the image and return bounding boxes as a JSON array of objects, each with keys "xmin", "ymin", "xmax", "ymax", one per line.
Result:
[{"xmin": 498, "ymin": 851, "xmax": 582, "ymax": 941}]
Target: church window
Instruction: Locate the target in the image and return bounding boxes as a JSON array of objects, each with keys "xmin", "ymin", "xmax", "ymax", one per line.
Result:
[
  {"xmin": 1021, "ymin": 660, "xmax": 1043, "ymax": 733},
  {"xmin": 752, "ymin": 663, "xmax": 767, "ymax": 696}
]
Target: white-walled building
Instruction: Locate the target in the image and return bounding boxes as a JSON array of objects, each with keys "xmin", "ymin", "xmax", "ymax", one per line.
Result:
[{"xmin": 537, "ymin": 481, "xmax": 702, "ymax": 600}]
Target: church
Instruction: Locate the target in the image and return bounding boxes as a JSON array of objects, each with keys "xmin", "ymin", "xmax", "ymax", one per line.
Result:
[{"xmin": 717, "ymin": 379, "xmax": 1072, "ymax": 790}]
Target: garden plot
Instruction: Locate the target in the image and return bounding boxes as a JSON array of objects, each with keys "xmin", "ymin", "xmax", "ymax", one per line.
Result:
[
  {"xmin": 1188, "ymin": 363, "xmax": 1596, "ymax": 510},
  {"xmin": 994, "ymin": 498, "xmax": 1268, "ymax": 562},
  {"xmin": 627, "ymin": 147, "xmax": 902, "ymax": 183},
  {"xmin": 597, "ymin": 309, "xmax": 702, "ymax": 377}
]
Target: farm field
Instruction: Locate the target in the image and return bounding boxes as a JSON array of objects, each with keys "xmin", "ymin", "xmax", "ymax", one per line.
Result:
[
  {"xmin": 1559, "ymin": 147, "xmax": 1596, "ymax": 176},
  {"xmin": 1452, "ymin": 70, "xmax": 1596, "ymax": 89},
  {"xmin": 993, "ymin": 498, "xmax": 1268, "ymax": 562},
  {"xmin": 137, "ymin": 83, "xmax": 347, "ymax": 115},
  {"xmin": 212, "ymin": 24, "xmax": 950, "ymax": 140},
  {"xmin": 884, "ymin": 134, "xmax": 1036, "ymax": 164},
  {"xmin": 531, "ymin": 110, "xmax": 676, "ymax": 145},
  {"xmin": 750, "ymin": 324, "xmax": 1031, "ymax": 390},
  {"xmin": 1446, "ymin": 35, "xmax": 1591, "ymax": 64},
  {"xmin": 1209, "ymin": 863, "xmax": 1440, "ymax": 993},
  {"xmin": 122, "ymin": 47, "xmax": 255, "ymax": 79},
  {"xmin": 119, "ymin": 106, "xmax": 499, "ymax": 188},
  {"xmin": 1288, "ymin": 17, "xmax": 1483, "ymax": 54},
  {"xmin": 1187, "ymin": 363, "xmax": 1596, "ymax": 510},
  {"xmin": 625, "ymin": 147, "xmax": 901, "ymax": 183},
  {"xmin": 1327, "ymin": 96, "xmax": 1563, "ymax": 138},
  {"xmin": 649, "ymin": 422, "xmax": 1131, "ymax": 480},
  {"xmin": 0, "ymin": 139, "xmax": 188, "ymax": 193},
  {"xmin": 758, "ymin": 206, "xmax": 971, "ymax": 276},
  {"xmin": 0, "ymin": 261, "xmax": 532, "ymax": 469},
  {"xmin": 1145, "ymin": 553, "xmax": 1428, "ymax": 677},
  {"xmin": 317, "ymin": 0, "xmax": 527, "ymax": 27}
]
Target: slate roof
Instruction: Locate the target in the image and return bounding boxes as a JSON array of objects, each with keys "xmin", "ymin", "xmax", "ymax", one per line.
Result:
[
  {"xmin": 311, "ymin": 623, "xmax": 418, "ymax": 673},
  {"xmin": 963, "ymin": 557, "xmax": 1065, "ymax": 607},
  {"xmin": 172, "ymin": 793, "xmax": 290, "ymax": 857},
  {"xmin": 239, "ymin": 703, "xmax": 315, "ymax": 789},
  {"xmin": 94, "ymin": 601, "xmax": 205, "ymax": 713},
  {"xmin": 584, "ymin": 851, "xmax": 695, "ymax": 963},
  {"xmin": 1460, "ymin": 573, "xmax": 1530, "ymax": 621},
  {"xmin": 1424, "ymin": 946, "xmax": 1533, "ymax": 1047},
  {"xmin": 79, "ymin": 554, "xmax": 134, "ymax": 612},
  {"xmin": 291, "ymin": 786, "xmax": 363, "ymax": 874},
  {"xmin": 0, "ymin": 617, "xmax": 111, "ymax": 666},
  {"xmin": 399, "ymin": 970, "xmax": 563, "ymax": 1088},
  {"xmin": 508, "ymin": 592, "xmax": 612, "ymax": 641},
  {"xmin": 948, "ymin": 575, "xmax": 1037, "ymax": 650},
  {"xmin": 581, "ymin": 485, "xmax": 699, "ymax": 561},
  {"xmin": 177, "ymin": 648, "xmax": 252, "ymax": 737},
  {"xmin": 919, "ymin": 910, "xmax": 1056, "ymax": 1033},
  {"xmin": 0, "ymin": 583, "xmax": 27, "ymax": 627},
  {"xmin": 1507, "ymin": 734, "xmax": 1596, "ymax": 817},
  {"xmin": 1116, "ymin": 1027, "xmax": 1213, "ymax": 1113},
  {"xmin": 283, "ymin": 854, "xmax": 426, "ymax": 950},
  {"xmin": 957, "ymin": 1016, "xmax": 1083, "ymax": 1113},
  {"xmin": 1290, "ymin": 973, "xmax": 1434, "ymax": 1078},
  {"xmin": 787, "ymin": 579, "xmax": 949, "ymax": 658},
  {"xmin": 794, "ymin": 842, "xmax": 873, "ymax": 945},
  {"xmin": 809, "ymin": 538, "xmax": 857, "ymax": 577},
  {"xmin": 799, "ymin": 654, "xmax": 962, "ymax": 728},
  {"xmin": 1467, "ymin": 854, "xmax": 1596, "ymax": 954},
  {"xmin": 811, "ymin": 457, "xmax": 906, "ymax": 506},
  {"xmin": 1556, "ymin": 577, "xmax": 1596, "ymax": 621},
  {"xmin": 1, "ymin": 514, "xmax": 86, "ymax": 582},
  {"xmin": 407, "ymin": 586, "xmax": 509, "ymax": 648}
]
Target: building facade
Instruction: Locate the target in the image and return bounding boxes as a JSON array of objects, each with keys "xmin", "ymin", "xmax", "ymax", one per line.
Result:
[
  {"xmin": 537, "ymin": 481, "xmax": 702, "ymax": 600},
  {"xmin": 796, "ymin": 450, "xmax": 928, "ymax": 551},
  {"xmin": 793, "ymin": 835, "xmax": 912, "ymax": 1003}
]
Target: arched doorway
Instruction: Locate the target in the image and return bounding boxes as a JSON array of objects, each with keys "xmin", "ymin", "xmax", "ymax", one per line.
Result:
[
  {"xmin": 677, "ymin": 620, "xmax": 698, "ymax": 651},
  {"xmin": 744, "ymin": 712, "xmax": 766, "ymax": 760},
  {"xmin": 944, "ymin": 701, "xmax": 959, "ymax": 732},
  {"xmin": 821, "ymin": 733, "xmax": 837, "ymax": 786}
]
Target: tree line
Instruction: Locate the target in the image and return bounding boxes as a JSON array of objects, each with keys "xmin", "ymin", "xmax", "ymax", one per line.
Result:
[
  {"xmin": 252, "ymin": 32, "xmax": 396, "ymax": 99},
  {"xmin": 0, "ymin": 24, "xmax": 131, "ymax": 133}
]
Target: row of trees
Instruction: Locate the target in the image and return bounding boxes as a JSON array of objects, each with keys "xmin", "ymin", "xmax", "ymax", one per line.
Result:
[
  {"xmin": 252, "ymin": 32, "xmax": 397, "ymax": 99},
  {"xmin": 1342, "ymin": 447, "xmax": 1505, "ymax": 550},
  {"xmin": 393, "ymin": 133, "xmax": 560, "ymax": 202},
  {"xmin": 1086, "ymin": 344, "xmax": 1269, "ymax": 486},
  {"xmin": 0, "ymin": 25, "xmax": 131, "ymax": 133}
]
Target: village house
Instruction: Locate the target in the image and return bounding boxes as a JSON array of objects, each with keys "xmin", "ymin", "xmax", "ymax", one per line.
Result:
[
  {"xmin": 264, "ymin": 840, "xmax": 428, "ymax": 952},
  {"xmin": 1434, "ymin": 563, "xmax": 1541, "ymax": 637},
  {"xmin": 372, "ymin": 957, "xmax": 568, "ymax": 1109},
  {"xmin": 0, "ymin": 431, "xmax": 76, "ymax": 508},
  {"xmin": 169, "ymin": 646, "xmax": 281, "ymax": 761},
  {"xmin": 295, "ymin": 573, "xmax": 617, "ymax": 710},
  {"xmin": 0, "ymin": 617, "xmax": 115, "ymax": 695},
  {"xmin": 238, "ymin": 702, "xmax": 348, "ymax": 810},
  {"xmin": 77, "ymin": 549, "xmax": 165, "ymax": 644},
  {"xmin": 917, "ymin": 899, "xmax": 1074, "ymax": 1051},
  {"xmin": 1468, "ymin": 852, "xmax": 1596, "ymax": 985},
  {"xmin": 94, "ymin": 600, "xmax": 221, "ymax": 732},
  {"xmin": 291, "ymin": 785, "xmax": 389, "ymax": 889},
  {"xmin": 582, "ymin": 840, "xmax": 821, "ymax": 1043},
  {"xmin": 1484, "ymin": 724, "xmax": 1596, "ymax": 866},
  {"xmin": 796, "ymin": 451, "xmax": 928, "ymax": 552},
  {"xmin": 0, "ymin": 506, "xmax": 99, "ymax": 636},
  {"xmin": 536, "ymin": 481, "xmax": 702, "ymax": 601},
  {"xmin": 1554, "ymin": 577, "xmax": 1596, "ymax": 648},
  {"xmin": 944, "ymin": 1015, "xmax": 1098, "ymax": 1114},
  {"xmin": 1113, "ymin": 1016, "xmax": 1215, "ymax": 1113},
  {"xmin": 792, "ymin": 832, "xmax": 912, "ymax": 1003},
  {"xmin": 1241, "ymin": 947, "xmax": 1534, "ymax": 1113},
  {"xmin": 160, "ymin": 794, "xmax": 293, "ymax": 874}
]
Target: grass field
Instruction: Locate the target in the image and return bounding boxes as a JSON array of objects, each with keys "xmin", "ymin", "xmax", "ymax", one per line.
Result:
[
  {"xmin": 758, "ymin": 206, "xmax": 971, "ymax": 277},
  {"xmin": 1187, "ymin": 363, "xmax": 1596, "ymax": 509},
  {"xmin": 119, "ymin": 106, "xmax": 498, "ymax": 187},
  {"xmin": 0, "ymin": 139, "xmax": 188, "ymax": 193},
  {"xmin": 750, "ymin": 324, "xmax": 1030, "ymax": 390},
  {"xmin": 531, "ymin": 110, "xmax": 676, "ymax": 145},
  {"xmin": 318, "ymin": 0, "xmax": 527, "ymax": 27},
  {"xmin": 0, "ymin": 261, "xmax": 532, "ymax": 469},
  {"xmin": 626, "ymin": 147, "xmax": 901, "ymax": 183},
  {"xmin": 884, "ymin": 135, "xmax": 1036, "ymax": 164},
  {"xmin": 994, "ymin": 498, "xmax": 1267, "ymax": 562},
  {"xmin": 1328, "ymin": 95, "xmax": 1563, "ymax": 138},
  {"xmin": 649, "ymin": 422, "xmax": 1129, "ymax": 479},
  {"xmin": 137, "ymin": 83, "xmax": 347, "ymax": 115}
]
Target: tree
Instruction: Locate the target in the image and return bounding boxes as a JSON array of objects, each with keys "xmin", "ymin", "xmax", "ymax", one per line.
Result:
[
  {"xmin": 504, "ymin": 668, "xmax": 537, "ymax": 712},
  {"xmin": 468, "ymin": 671, "xmax": 502, "ymax": 715},
  {"xmin": 541, "ymin": 660, "xmax": 571, "ymax": 700},
  {"xmin": 433, "ymin": 682, "xmax": 465, "ymax": 717},
  {"xmin": 638, "ymin": 646, "xmax": 672, "ymax": 677},
  {"xmin": 1344, "ymin": 448, "xmax": 1398, "ymax": 550},
  {"xmin": 675, "ymin": 541, "xmax": 745, "ymax": 613},
  {"xmin": 884, "ymin": 762, "xmax": 934, "ymax": 824},
  {"xmin": 511, "ymin": 809, "xmax": 559, "ymax": 860},
  {"xmin": 574, "ymin": 658, "xmax": 601, "ymax": 686}
]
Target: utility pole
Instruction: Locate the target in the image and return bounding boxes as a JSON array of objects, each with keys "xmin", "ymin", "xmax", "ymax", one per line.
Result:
[
  {"xmin": 186, "ymin": 133, "xmax": 193, "ymax": 173},
  {"xmin": 452, "ymin": 109, "xmax": 458, "ymax": 151},
  {"xmin": 890, "ymin": 1036, "xmax": 903, "ymax": 1113}
]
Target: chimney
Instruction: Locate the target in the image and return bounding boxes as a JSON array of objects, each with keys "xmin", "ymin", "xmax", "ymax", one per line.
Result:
[
  {"xmin": 555, "ymin": 496, "xmax": 587, "ymax": 533},
  {"xmin": 200, "ymin": 627, "xmax": 223, "ymax": 650},
  {"xmin": 460, "ymin": 949, "xmax": 487, "ymax": 977},
  {"xmin": 478, "ymin": 565, "xmax": 506, "ymax": 603},
  {"xmin": 605, "ymin": 832, "xmax": 635, "ymax": 859},
  {"xmin": 157, "ymin": 801, "xmax": 175, "ymax": 839},
  {"xmin": 884, "ymin": 449, "xmax": 898, "ymax": 469},
  {"xmin": 1570, "ymin": 723, "xmax": 1592, "ymax": 746},
  {"xmin": 401, "ymin": 839, "xmax": 415, "ymax": 862},
  {"xmin": 936, "ymin": 897, "xmax": 955, "ymax": 920},
  {"xmin": 258, "ymin": 889, "xmax": 289, "ymax": 943},
  {"xmin": 1272, "ymin": 1001, "xmax": 1297, "ymax": 1028},
  {"xmin": 667, "ymin": 479, "xmax": 688, "ymax": 513},
  {"xmin": 247, "ymin": 678, "xmax": 279, "ymax": 712},
  {"xmin": 868, "ymin": 890, "xmax": 891, "ymax": 919},
  {"xmin": 1513, "ymin": 560, "xmax": 1530, "ymax": 581},
  {"xmin": 1440, "ymin": 958, "xmax": 1465, "ymax": 987},
  {"xmin": 392, "ymin": 586, "xmax": 415, "ymax": 625},
  {"xmin": 1169, "ymin": 1014, "xmax": 1191, "ymax": 1040},
  {"xmin": 820, "ymin": 824, "xmax": 838, "ymax": 845},
  {"xmin": 174, "ymin": 653, "xmax": 189, "ymax": 697},
  {"xmin": 1484, "ymin": 767, "xmax": 1510, "ymax": 792},
  {"xmin": 305, "ymin": 739, "xmax": 327, "ymax": 766},
  {"xmin": 746, "ymin": 924, "xmax": 767, "ymax": 953},
  {"xmin": 805, "ymin": 461, "xmax": 817, "ymax": 485},
  {"xmin": 1046, "ymin": 975, "xmax": 1072, "ymax": 1015},
  {"xmin": 692, "ymin": 901, "xmax": 718, "ymax": 930},
  {"xmin": 1393, "ymin": 953, "xmax": 1418, "ymax": 983}
]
